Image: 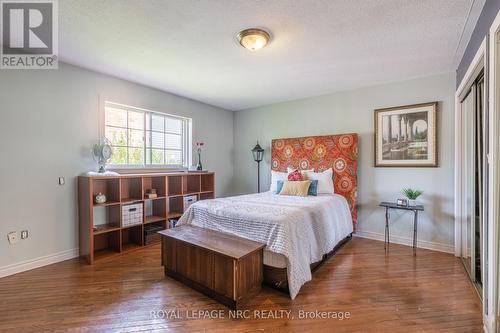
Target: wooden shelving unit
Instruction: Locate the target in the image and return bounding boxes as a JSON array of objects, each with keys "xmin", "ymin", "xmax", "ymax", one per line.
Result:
[{"xmin": 78, "ymin": 171, "xmax": 215, "ymax": 264}]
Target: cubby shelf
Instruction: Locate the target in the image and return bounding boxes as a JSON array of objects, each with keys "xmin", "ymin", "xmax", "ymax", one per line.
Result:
[
  {"xmin": 122, "ymin": 243, "xmax": 142, "ymax": 253},
  {"xmin": 144, "ymin": 215, "xmax": 166, "ymax": 224},
  {"xmin": 144, "ymin": 196, "xmax": 167, "ymax": 201},
  {"xmin": 93, "ymin": 201, "xmax": 121, "ymax": 207},
  {"xmin": 78, "ymin": 171, "xmax": 215, "ymax": 264},
  {"xmin": 121, "ymin": 198, "xmax": 143, "ymax": 204},
  {"xmin": 121, "ymin": 223, "xmax": 143, "ymax": 230},
  {"xmin": 93, "ymin": 224, "xmax": 120, "ymax": 235},
  {"xmin": 167, "ymin": 212, "xmax": 183, "ymax": 219}
]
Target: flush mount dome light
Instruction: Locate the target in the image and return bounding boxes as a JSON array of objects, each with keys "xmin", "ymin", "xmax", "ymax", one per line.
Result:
[{"xmin": 237, "ymin": 28, "xmax": 270, "ymax": 51}]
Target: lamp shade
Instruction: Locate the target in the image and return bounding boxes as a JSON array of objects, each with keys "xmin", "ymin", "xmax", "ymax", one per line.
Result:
[{"xmin": 251, "ymin": 142, "xmax": 264, "ymax": 162}]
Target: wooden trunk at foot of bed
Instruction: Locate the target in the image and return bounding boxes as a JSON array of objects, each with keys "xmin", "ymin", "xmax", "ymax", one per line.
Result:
[{"xmin": 271, "ymin": 133, "xmax": 358, "ymax": 230}]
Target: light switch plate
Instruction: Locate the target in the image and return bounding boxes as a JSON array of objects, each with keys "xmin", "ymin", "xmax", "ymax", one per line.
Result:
[
  {"xmin": 7, "ymin": 232, "xmax": 19, "ymax": 244},
  {"xmin": 58, "ymin": 177, "xmax": 65, "ymax": 185}
]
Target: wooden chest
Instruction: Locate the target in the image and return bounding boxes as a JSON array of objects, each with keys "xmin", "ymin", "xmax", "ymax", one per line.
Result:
[{"xmin": 159, "ymin": 226, "xmax": 265, "ymax": 309}]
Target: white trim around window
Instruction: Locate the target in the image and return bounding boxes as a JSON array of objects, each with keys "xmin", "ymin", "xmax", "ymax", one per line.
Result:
[{"xmin": 99, "ymin": 101, "xmax": 192, "ymax": 169}]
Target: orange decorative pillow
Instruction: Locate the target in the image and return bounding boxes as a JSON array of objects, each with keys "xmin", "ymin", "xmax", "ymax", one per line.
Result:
[{"xmin": 288, "ymin": 169, "xmax": 304, "ymax": 181}]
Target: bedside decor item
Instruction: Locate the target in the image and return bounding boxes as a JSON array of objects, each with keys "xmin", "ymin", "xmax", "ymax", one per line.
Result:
[
  {"xmin": 145, "ymin": 189, "xmax": 157, "ymax": 199},
  {"xmin": 402, "ymin": 188, "xmax": 423, "ymax": 206},
  {"xmin": 92, "ymin": 138, "xmax": 113, "ymax": 173},
  {"xmin": 196, "ymin": 142, "xmax": 204, "ymax": 171},
  {"xmin": 251, "ymin": 142, "xmax": 264, "ymax": 192},
  {"xmin": 374, "ymin": 102, "xmax": 438, "ymax": 167},
  {"xmin": 397, "ymin": 198, "xmax": 408, "ymax": 207},
  {"xmin": 94, "ymin": 192, "xmax": 107, "ymax": 204}
]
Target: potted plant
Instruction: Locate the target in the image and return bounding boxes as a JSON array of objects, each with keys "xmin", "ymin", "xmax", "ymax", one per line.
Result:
[{"xmin": 402, "ymin": 188, "xmax": 423, "ymax": 206}]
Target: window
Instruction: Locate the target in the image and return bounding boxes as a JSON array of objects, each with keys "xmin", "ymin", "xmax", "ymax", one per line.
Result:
[{"xmin": 103, "ymin": 102, "xmax": 191, "ymax": 167}]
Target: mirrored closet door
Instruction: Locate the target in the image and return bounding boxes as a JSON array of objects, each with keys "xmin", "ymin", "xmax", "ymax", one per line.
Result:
[{"xmin": 459, "ymin": 70, "xmax": 487, "ymax": 296}]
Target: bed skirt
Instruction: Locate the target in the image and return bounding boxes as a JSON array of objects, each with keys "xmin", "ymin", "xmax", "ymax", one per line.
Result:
[{"xmin": 262, "ymin": 233, "xmax": 353, "ymax": 294}]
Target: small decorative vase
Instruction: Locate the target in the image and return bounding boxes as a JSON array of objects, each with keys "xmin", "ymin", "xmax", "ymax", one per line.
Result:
[
  {"xmin": 196, "ymin": 151, "xmax": 203, "ymax": 171},
  {"xmin": 408, "ymin": 199, "xmax": 417, "ymax": 207},
  {"xmin": 94, "ymin": 192, "xmax": 107, "ymax": 204}
]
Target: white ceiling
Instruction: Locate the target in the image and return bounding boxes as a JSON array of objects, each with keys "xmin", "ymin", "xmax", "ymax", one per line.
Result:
[{"xmin": 60, "ymin": 0, "xmax": 478, "ymax": 111}]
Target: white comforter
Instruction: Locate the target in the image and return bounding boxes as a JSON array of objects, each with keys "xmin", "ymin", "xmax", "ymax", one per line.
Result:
[{"xmin": 177, "ymin": 192, "xmax": 353, "ymax": 299}]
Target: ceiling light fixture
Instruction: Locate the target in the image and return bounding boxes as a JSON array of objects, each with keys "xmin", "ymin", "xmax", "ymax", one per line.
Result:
[{"xmin": 237, "ymin": 28, "xmax": 270, "ymax": 51}]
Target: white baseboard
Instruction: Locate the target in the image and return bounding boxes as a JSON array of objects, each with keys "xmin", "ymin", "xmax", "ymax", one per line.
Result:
[
  {"xmin": 0, "ymin": 248, "xmax": 79, "ymax": 278},
  {"xmin": 354, "ymin": 230, "xmax": 455, "ymax": 254}
]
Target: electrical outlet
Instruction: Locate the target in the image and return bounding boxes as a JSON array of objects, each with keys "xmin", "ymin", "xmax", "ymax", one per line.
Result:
[
  {"xmin": 7, "ymin": 232, "xmax": 19, "ymax": 244},
  {"xmin": 21, "ymin": 230, "xmax": 28, "ymax": 239},
  {"xmin": 59, "ymin": 177, "xmax": 65, "ymax": 185}
]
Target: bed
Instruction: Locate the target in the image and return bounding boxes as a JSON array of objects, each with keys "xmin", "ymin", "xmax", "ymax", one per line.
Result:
[{"xmin": 178, "ymin": 133, "xmax": 358, "ymax": 299}]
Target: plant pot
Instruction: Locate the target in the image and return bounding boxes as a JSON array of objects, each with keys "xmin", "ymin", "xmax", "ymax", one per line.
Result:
[{"xmin": 408, "ymin": 199, "xmax": 418, "ymax": 207}]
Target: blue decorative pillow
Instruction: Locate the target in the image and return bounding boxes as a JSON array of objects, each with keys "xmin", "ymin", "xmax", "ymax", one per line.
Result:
[
  {"xmin": 276, "ymin": 180, "xmax": 318, "ymax": 196},
  {"xmin": 308, "ymin": 179, "xmax": 318, "ymax": 196},
  {"xmin": 276, "ymin": 180, "xmax": 284, "ymax": 193}
]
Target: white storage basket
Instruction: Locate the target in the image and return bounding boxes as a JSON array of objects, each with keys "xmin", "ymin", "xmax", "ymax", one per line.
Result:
[
  {"xmin": 183, "ymin": 195, "xmax": 197, "ymax": 210},
  {"xmin": 121, "ymin": 203, "xmax": 143, "ymax": 227}
]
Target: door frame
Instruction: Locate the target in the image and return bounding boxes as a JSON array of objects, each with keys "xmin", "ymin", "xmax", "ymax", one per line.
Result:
[{"xmin": 486, "ymin": 10, "xmax": 500, "ymax": 333}]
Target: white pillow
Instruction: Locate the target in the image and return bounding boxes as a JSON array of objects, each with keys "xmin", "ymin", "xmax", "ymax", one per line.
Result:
[
  {"xmin": 303, "ymin": 168, "xmax": 334, "ymax": 194},
  {"xmin": 269, "ymin": 171, "xmax": 289, "ymax": 192}
]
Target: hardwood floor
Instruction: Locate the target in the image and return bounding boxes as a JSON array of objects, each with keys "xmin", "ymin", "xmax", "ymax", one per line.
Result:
[{"xmin": 0, "ymin": 237, "xmax": 482, "ymax": 333}]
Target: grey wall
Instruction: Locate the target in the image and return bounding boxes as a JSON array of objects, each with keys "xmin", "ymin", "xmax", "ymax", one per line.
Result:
[
  {"xmin": 0, "ymin": 63, "xmax": 234, "ymax": 270},
  {"xmin": 234, "ymin": 72, "xmax": 456, "ymax": 251},
  {"xmin": 457, "ymin": 0, "xmax": 500, "ymax": 86}
]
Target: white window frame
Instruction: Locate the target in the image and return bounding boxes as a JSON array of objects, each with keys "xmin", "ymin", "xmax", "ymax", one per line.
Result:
[{"xmin": 100, "ymin": 101, "xmax": 192, "ymax": 168}]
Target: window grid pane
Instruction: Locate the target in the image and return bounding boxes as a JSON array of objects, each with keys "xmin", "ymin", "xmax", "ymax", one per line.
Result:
[{"xmin": 105, "ymin": 103, "xmax": 188, "ymax": 167}]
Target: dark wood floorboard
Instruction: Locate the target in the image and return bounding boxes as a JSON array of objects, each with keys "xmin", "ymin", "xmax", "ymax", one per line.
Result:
[{"xmin": 0, "ymin": 237, "xmax": 483, "ymax": 333}]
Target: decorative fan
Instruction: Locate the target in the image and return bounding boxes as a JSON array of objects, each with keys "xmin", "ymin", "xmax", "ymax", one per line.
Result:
[{"xmin": 92, "ymin": 138, "xmax": 113, "ymax": 173}]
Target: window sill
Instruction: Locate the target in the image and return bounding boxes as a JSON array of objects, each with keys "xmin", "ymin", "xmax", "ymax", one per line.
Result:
[{"xmin": 108, "ymin": 166, "xmax": 187, "ymax": 174}]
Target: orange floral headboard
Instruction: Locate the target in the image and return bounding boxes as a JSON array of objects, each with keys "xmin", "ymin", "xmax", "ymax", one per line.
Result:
[{"xmin": 271, "ymin": 133, "xmax": 359, "ymax": 229}]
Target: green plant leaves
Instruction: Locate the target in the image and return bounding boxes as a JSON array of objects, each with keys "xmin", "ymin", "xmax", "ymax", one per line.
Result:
[{"xmin": 402, "ymin": 188, "xmax": 423, "ymax": 200}]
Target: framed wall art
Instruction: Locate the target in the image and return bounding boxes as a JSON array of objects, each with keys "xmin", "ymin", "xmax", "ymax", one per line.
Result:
[{"xmin": 374, "ymin": 102, "xmax": 438, "ymax": 167}]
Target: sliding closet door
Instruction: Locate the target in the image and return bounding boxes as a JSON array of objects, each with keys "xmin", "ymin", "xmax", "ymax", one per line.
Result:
[
  {"xmin": 461, "ymin": 89, "xmax": 476, "ymax": 276},
  {"xmin": 459, "ymin": 72, "xmax": 486, "ymax": 296},
  {"xmin": 474, "ymin": 76, "xmax": 485, "ymax": 289}
]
